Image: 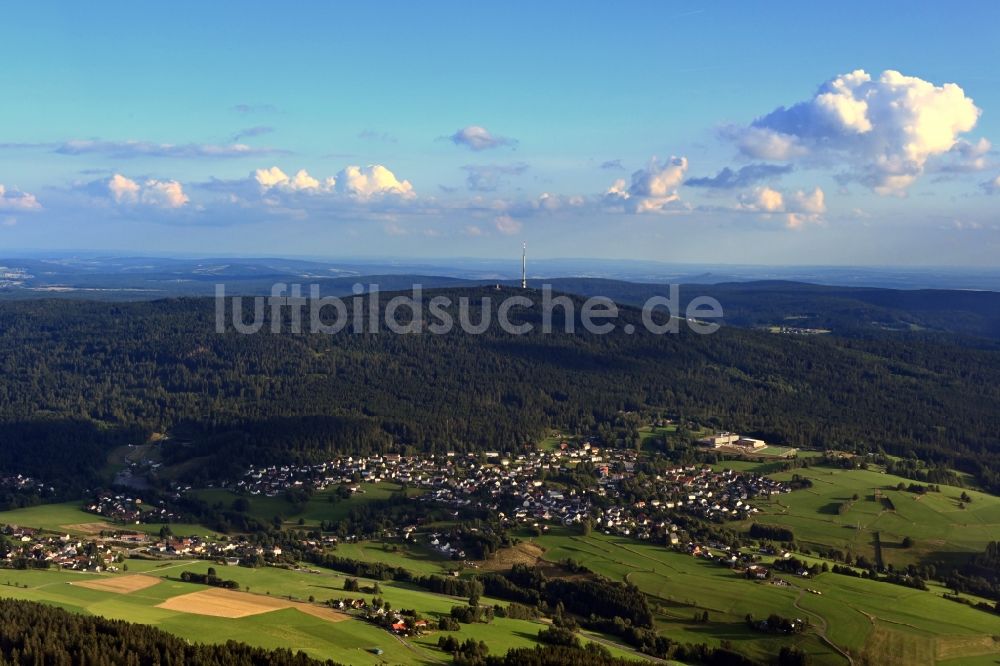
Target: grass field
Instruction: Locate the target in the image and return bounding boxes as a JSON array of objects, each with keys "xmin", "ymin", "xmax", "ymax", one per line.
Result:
[
  {"xmin": 528, "ymin": 528, "xmax": 1000, "ymax": 666},
  {"xmin": 331, "ymin": 540, "xmax": 453, "ymax": 576},
  {"xmin": 733, "ymin": 466, "xmax": 1000, "ymax": 569},
  {"xmin": 0, "ymin": 566, "xmax": 418, "ymax": 665},
  {"xmin": 0, "ymin": 556, "xmax": 642, "ymax": 665},
  {"xmin": 0, "ymin": 481, "xmax": 425, "ymax": 538},
  {"xmin": 190, "ymin": 482, "xmax": 416, "ymax": 529},
  {"xmin": 0, "ymin": 502, "xmax": 219, "ymax": 537}
]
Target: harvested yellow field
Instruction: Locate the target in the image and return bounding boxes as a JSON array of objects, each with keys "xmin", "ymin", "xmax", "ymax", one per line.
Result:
[
  {"xmin": 71, "ymin": 574, "xmax": 161, "ymax": 594},
  {"xmin": 157, "ymin": 587, "xmax": 349, "ymax": 622},
  {"xmin": 60, "ymin": 522, "xmax": 118, "ymax": 534},
  {"xmin": 294, "ymin": 603, "xmax": 351, "ymax": 623}
]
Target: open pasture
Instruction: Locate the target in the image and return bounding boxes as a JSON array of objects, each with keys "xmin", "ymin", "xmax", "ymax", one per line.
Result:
[
  {"xmin": 190, "ymin": 481, "xmax": 414, "ymax": 529},
  {"xmin": 740, "ymin": 466, "xmax": 1000, "ymax": 568},
  {"xmin": 0, "ymin": 557, "xmax": 618, "ymax": 665},
  {"xmin": 530, "ymin": 528, "xmax": 1000, "ymax": 666},
  {"xmin": 0, "ymin": 501, "xmax": 218, "ymax": 537},
  {"xmin": 0, "ymin": 566, "xmax": 420, "ymax": 664}
]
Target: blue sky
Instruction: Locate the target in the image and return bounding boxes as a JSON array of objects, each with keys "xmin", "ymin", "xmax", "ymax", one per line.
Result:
[{"xmin": 1, "ymin": 1, "xmax": 999, "ymax": 265}]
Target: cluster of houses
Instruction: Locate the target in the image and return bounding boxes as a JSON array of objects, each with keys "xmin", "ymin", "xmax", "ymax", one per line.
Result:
[
  {"xmin": 226, "ymin": 443, "xmax": 790, "ymax": 549},
  {"xmin": 0, "ymin": 525, "xmax": 123, "ymax": 571},
  {"xmin": 84, "ymin": 493, "xmax": 181, "ymax": 525},
  {"xmin": 0, "ymin": 521, "xmax": 319, "ymax": 572},
  {"xmin": 2, "ymin": 437, "xmax": 791, "ymax": 579},
  {"xmin": 0, "ymin": 266, "xmax": 30, "ymax": 289},
  {"xmin": 422, "ymin": 459, "xmax": 788, "ymax": 545},
  {"xmin": 0, "ymin": 474, "xmax": 52, "ymax": 495},
  {"xmin": 340, "ymin": 599, "xmax": 431, "ymax": 635}
]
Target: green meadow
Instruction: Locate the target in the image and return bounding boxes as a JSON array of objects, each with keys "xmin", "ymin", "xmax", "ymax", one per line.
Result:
[
  {"xmin": 190, "ymin": 481, "xmax": 416, "ymax": 528},
  {"xmin": 529, "ymin": 528, "xmax": 1000, "ymax": 666},
  {"xmin": 733, "ymin": 466, "xmax": 1000, "ymax": 568},
  {"xmin": 0, "ymin": 501, "xmax": 218, "ymax": 538},
  {"xmin": 0, "ymin": 481, "xmax": 422, "ymax": 537},
  {"xmin": 0, "ymin": 558, "xmax": 639, "ymax": 665},
  {"xmin": 0, "ymin": 567, "xmax": 417, "ymax": 665}
]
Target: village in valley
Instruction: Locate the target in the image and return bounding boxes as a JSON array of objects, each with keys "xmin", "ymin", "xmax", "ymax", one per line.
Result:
[
  {"xmin": 4, "ymin": 425, "xmax": 999, "ymax": 666},
  {"xmin": 2, "ymin": 432, "xmax": 792, "ymax": 576}
]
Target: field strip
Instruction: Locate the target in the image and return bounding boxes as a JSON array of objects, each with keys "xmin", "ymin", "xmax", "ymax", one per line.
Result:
[
  {"xmin": 935, "ymin": 634, "xmax": 1000, "ymax": 661},
  {"xmin": 70, "ymin": 574, "xmax": 161, "ymax": 594},
  {"xmin": 794, "ymin": 588, "xmax": 855, "ymax": 666},
  {"xmin": 156, "ymin": 586, "xmax": 350, "ymax": 621},
  {"xmin": 614, "ymin": 542, "xmax": 684, "ymax": 573},
  {"xmin": 146, "ymin": 561, "xmax": 198, "ymax": 573},
  {"xmin": 59, "ymin": 522, "xmax": 119, "ymax": 534}
]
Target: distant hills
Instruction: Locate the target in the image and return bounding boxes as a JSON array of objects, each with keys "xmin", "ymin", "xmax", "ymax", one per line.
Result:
[
  {"xmin": 2, "ymin": 255, "xmax": 999, "ymax": 339},
  {"xmin": 542, "ymin": 278, "xmax": 1000, "ymax": 340}
]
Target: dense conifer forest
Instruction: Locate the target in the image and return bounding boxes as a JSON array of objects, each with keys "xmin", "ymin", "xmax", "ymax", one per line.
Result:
[{"xmin": 1, "ymin": 289, "xmax": 999, "ymax": 489}]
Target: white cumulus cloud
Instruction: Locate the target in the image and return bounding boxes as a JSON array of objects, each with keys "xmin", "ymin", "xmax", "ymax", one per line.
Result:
[
  {"xmin": 604, "ymin": 157, "xmax": 688, "ymax": 213},
  {"xmin": 730, "ymin": 69, "xmax": 983, "ymax": 194},
  {"xmin": 0, "ymin": 184, "xmax": 42, "ymax": 211},
  {"xmin": 739, "ymin": 186, "xmax": 826, "ymax": 228},
  {"xmin": 254, "ymin": 167, "xmax": 334, "ymax": 193},
  {"xmin": 108, "ymin": 174, "xmax": 189, "ymax": 208},
  {"xmin": 335, "ymin": 165, "xmax": 414, "ymax": 200},
  {"xmin": 253, "ymin": 165, "xmax": 413, "ymax": 200},
  {"xmin": 449, "ymin": 126, "xmax": 517, "ymax": 151}
]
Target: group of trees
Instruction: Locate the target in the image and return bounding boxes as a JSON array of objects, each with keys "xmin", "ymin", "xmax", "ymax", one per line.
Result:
[
  {"xmin": 179, "ymin": 568, "xmax": 240, "ymax": 589},
  {"xmin": 745, "ymin": 613, "xmax": 805, "ymax": 635},
  {"xmin": 748, "ymin": 524, "xmax": 794, "ymax": 542},
  {"xmin": 942, "ymin": 541, "xmax": 1000, "ymax": 601}
]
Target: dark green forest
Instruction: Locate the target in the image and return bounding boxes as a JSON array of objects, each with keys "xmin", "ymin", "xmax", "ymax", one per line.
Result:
[{"xmin": 1, "ymin": 288, "xmax": 999, "ymax": 489}]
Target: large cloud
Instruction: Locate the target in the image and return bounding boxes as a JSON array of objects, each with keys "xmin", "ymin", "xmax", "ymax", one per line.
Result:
[
  {"xmin": 739, "ymin": 186, "xmax": 826, "ymax": 228},
  {"xmin": 604, "ymin": 157, "xmax": 688, "ymax": 213},
  {"xmin": 253, "ymin": 164, "xmax": 414, "ymax": 199},
  {"xmin": 108, "ymin": 174, "xmax": 189, "ymax": 208},
  {"xmin": 0, "ymin": 184, "xmax": 42, "ymax": 211},
  {"xmin": 449, "ymin": 126, "xmax": 517, "ymax": 151},
  {"xmin": 729, "ymin": 70, "xmax": 982, "ymax": 194}
]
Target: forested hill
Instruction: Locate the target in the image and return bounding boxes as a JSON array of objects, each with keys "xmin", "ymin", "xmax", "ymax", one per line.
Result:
[
  {"xmin": 1, "ymin": 289, "xmax": 999, "ymax": 490},
  {"xmin": 542, "ymin": 278, "xmax": 1000, "ymax": 339}
]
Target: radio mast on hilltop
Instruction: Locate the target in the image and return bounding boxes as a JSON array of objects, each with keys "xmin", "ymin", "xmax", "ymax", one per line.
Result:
[{"xmin": 521, "ymin": 242, "xmax": 527, "ymax": 289}]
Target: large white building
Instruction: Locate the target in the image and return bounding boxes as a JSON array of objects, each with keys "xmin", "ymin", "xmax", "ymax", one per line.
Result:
[{"xmin": 697, "ymin": 432, "xmax": 767, "ymax": 450}]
